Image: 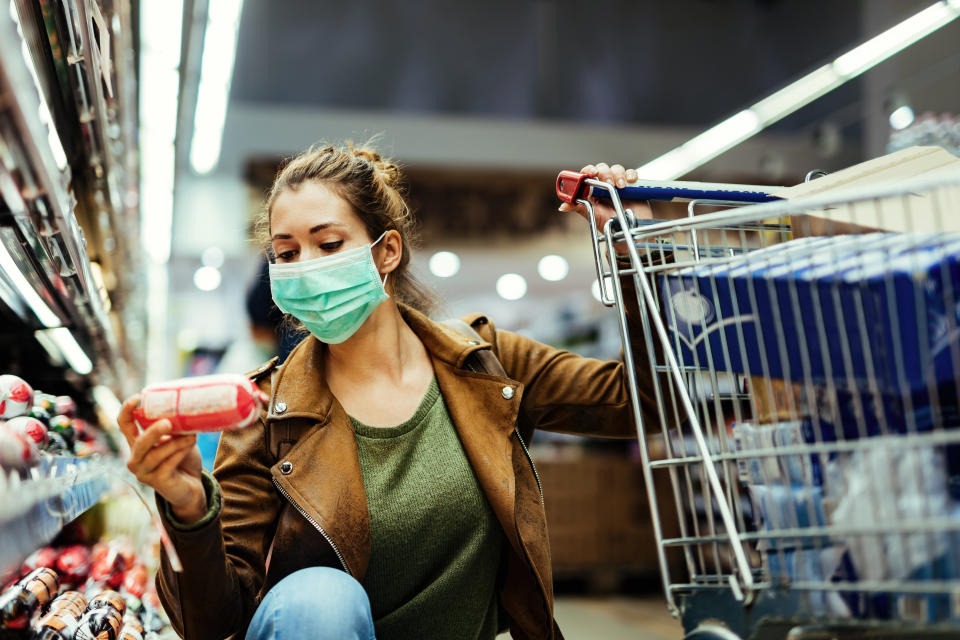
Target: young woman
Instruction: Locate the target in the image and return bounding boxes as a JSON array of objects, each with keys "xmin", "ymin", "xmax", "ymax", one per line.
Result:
[{"xmin": 118, "ymin": 143, "xmax": 658, "ymax": 640}]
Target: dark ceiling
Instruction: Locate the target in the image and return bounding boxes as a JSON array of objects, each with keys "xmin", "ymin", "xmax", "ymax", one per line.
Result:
[{"xmin": 230, "ymin": 0, "xmax": 865, "ymax": 131}]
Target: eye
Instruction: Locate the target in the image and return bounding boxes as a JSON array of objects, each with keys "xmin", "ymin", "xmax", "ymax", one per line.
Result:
[
  {"xmin": 276, "ymin": 250, "xmax": 297, "ymax": 262},
  {"xmin": 319, "ymin": 240, "xmax": 343, "ymax": 252}
]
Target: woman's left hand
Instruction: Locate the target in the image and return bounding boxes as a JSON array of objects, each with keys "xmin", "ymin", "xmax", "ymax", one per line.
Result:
[{"xmin": 559, "ymin": 163, "xmax": 653, "ymax": 243}]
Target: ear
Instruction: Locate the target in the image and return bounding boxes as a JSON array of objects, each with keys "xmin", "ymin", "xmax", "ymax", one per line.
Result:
[{"xmin": 376, "ymin": 229, "xmax": 403, "ymax": 275}]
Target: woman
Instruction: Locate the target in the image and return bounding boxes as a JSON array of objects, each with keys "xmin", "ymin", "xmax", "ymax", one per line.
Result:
[{"xmin": 118, "ymin": 143, "xmax": 658, "ymax": 640}]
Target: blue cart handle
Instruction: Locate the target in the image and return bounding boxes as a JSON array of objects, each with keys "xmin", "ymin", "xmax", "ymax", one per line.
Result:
[{"xmin": 556, "ymin": 170, "xmax": 784, "ymax": 204}]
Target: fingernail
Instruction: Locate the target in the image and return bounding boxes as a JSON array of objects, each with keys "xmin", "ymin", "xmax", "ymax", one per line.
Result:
[{"xmin": 617, "ymin": 179, "xmax": 625, "ymax": 187}]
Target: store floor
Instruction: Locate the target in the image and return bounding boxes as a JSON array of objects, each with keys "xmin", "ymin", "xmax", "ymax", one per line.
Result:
[{"xmin": 496, "ymin": 595, "xmax": 683, "ymax": 639}]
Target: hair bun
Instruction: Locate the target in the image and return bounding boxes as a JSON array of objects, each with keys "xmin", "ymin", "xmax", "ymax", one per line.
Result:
[{"xmin": 347, "ymin": 140, "xmax": 401, "ymax": 189}]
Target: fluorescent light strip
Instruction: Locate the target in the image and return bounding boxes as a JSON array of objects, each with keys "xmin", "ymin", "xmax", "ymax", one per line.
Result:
[
  {"xmin": 189, "ymin": 0, "xmax": 244, "ymax": 174},
  {"xmin": 0, "ymin": 240, "xmax": 61, "ymax": 327},
  {"xmin": 37, "ymin": 327, "xmax": 93, "ymax": 375},
  {"xmin": 637, "ymin": 1, "xmax": 960, "ymax": 180},
  {"xmin": 138, "ymin": 0, "xmax": 183, "ymax": 266}
]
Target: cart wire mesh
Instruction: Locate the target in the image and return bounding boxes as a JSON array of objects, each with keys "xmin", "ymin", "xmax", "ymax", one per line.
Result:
[{"xmin": 564, "ymin": 171, "xmax": 960, "ymax": 627}]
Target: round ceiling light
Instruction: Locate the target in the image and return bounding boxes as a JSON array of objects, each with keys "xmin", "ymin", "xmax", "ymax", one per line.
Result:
[
  {"xmin": 496, "ymin": 274, "xmax": 527, "ymax": 300},
  {"xmin": 193, "ymin": 266, "xmax": 222, "ymax": 291},
  {"xmin": 537, "ymin": 255, "xmax": 569, "ymax": 281},
  {"xmin": 428, "ymin": 251, "xmax": 461, "ymax": 278}
]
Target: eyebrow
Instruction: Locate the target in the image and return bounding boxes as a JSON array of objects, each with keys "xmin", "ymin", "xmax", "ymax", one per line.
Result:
[{"xmin": 271, "ymin": 222, "xmax": 345, "ymax": 241}]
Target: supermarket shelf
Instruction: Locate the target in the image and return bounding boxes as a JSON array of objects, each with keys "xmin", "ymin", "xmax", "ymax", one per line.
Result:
[
  {"xmin": 0, "ymin": 5, "xmax": 127, "ymax": 389},
  {"xmin": 0, "ymin": 456, "xmax": 116, "ymax": 578}
]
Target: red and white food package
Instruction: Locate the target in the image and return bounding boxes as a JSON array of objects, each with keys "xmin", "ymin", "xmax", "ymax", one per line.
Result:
[
  {"xmin": 133, "ymin": 374, "xmax": 264, "ymax": 433},
  {"xmin": 20, "ymin": 547, "xmax": 58, "ymax": 577},
  {"xmin": 0, "ymin": 422, "xmax": 39, "ymax": 468},
  {"xmin": 7, "ymin": 416, "xmax": 48, "ymax": 447},
  {"xmin": 56, "ymin": 545, "xmax": 92, "ymax": 586},
  {"xmin": 0, "ymin": 375, "xmax": 34, "ymax": 419}
]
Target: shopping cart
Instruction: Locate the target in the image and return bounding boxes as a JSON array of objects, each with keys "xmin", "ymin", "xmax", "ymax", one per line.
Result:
[{"xmin": 557, "ymin": 168, "xmax": 960, "ymax": 639}]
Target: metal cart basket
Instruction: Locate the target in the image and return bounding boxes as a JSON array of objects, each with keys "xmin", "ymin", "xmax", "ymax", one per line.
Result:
[{"xmin": 556, "ymin": 169, "xmax": 960, "ymax": 639}]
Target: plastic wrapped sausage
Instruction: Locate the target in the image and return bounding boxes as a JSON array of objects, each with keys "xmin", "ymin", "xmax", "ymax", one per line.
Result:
[
  {"xmin": 75, "ymin": 590, "xmax": 126, "ymax": 640},
  {"xmin": 133, "ymin": 374, "xmax": 264, "ymax": 433},
  {"xmin": 33, "ymin": 591, "xmax": 87, "ymax": 639},
  {"xmin": 0, "ymin": 567, "xmax": 58, "ymax": 628}
]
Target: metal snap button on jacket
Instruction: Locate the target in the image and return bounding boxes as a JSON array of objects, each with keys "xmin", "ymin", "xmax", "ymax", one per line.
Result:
[
  {"xmin": 501, "ymin": 386, "xmax": 515, "ymax": 400},
  {"xmin": 280, "ymin": 461, "xmax": 293, "ymax": 475},
  {"xmin": 274, "ymin": 401, "xmax": 287, "ymax": 414}
]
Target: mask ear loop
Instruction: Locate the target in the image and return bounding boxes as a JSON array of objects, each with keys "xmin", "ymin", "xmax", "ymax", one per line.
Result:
[{"xmin": 373, "ymin": 230, "xmax": 391, "ymax": 292}]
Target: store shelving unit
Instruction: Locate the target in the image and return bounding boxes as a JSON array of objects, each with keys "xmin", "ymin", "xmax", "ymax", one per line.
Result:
[
  {"xmin": 0, "ymin": 0, "xmax": 142, "ymax": 397},
  {"xmin": 0, "ymin": 0, "xmax": 143, "ymax": 588},
  {"xmin": 0, "ymin": 457, "xmax": 116, "ymax": 576}
]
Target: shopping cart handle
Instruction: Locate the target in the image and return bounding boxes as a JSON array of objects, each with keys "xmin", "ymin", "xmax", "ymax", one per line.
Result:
[
  {"xmin": 556, "ymin": 170, "xmax": 589, "ymax": 204},
  {"xmin": 557, "ymin": 170, "xmax": 785, "ymax": 204}
]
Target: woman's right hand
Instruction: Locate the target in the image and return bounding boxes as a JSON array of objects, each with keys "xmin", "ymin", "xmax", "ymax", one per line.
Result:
[
  {"xmin": 559, "ymin": 163, "xmax": 653, "ymax": 254},
  {"xmin": 118, "ymin": 395, "xmax": 208, "ymax": 524}
]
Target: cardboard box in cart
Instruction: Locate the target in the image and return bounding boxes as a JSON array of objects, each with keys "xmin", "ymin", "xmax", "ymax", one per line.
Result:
[
  {"xmin": 659, "ymin": 147, "xmax": 960, "ymax": 395},
  {"xmin": 661, "ymin": 232, "xmax": 960, "ymax": 395}
]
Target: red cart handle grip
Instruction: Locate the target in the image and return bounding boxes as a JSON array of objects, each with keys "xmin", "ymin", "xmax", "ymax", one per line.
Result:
[{"xmin": 556, "ymin": 170, "xmax": 589, "ymax": 204}]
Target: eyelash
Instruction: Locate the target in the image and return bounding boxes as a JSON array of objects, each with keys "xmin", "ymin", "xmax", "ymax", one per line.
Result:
[{"xmin": 275, "ymin": 240, "xmax": 343, "ymax": 262}]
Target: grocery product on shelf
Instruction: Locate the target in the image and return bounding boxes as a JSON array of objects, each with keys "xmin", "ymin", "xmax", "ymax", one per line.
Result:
[
  {"xmin": 54, "ymin": 547, "xmax": 91, "ymax": 589},
  {"xmin": 74, "ymin": 590, "xmax": 125, "ymax": 640},
  {"xmin": 0, "ymin": 376, "xmax": 35, "ymax": 420},
  {"xmin": 0, "ymin": 373, "xmax": 111, "ymax": 471},
  {"xmin": 133, "ymin": 373, "xmax": 265, "ymax": 433},
  {"xmin": 20, "ymin": 549, "xmax": 58, "ymax": 578},
  {"xmin": 0, "ymin": 423, "xmax": 39, "ymax": 468},
  {"xmin": 0, "ymin": 536, "xmax": 173, "ymax": 638},
  {"xmin": 0, "ymin": 568, "xmax": 59, "ymax": 629},
  {"xmin": 33, "ymin": 591, "xmax": 87, "ymax": 639}
]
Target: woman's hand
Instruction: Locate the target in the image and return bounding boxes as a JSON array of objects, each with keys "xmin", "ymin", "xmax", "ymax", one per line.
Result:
[
  {"xmin": 118, "ymin": 395, "xmax": 208, "ymax": 524},
  {"xmin": 559, "ymin": 163, "xmax": 653, "ymax": 253}
]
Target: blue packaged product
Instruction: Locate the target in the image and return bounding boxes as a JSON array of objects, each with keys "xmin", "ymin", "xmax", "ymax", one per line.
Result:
[
  {"xmin": 733, "ymin": 421, "xmax": 823, "ymax": 487},
  {"xmin": 747, "ymin": 484, "xmax": 828, "ymax": 550},
  {"xmin": 661, "ymin": 232, "xmax": 960, "ymax": 392}
]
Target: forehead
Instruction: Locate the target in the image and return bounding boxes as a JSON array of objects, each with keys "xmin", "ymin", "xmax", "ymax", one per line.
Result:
[{"xmin": 270, "ymin": 181, "xmax": 360, "ymax": 233}]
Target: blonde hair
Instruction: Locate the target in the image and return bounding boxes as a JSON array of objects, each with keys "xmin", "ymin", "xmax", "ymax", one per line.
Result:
[{"xmin": 257, "ymin": 141, "xmax": 440, "ymax": 316}]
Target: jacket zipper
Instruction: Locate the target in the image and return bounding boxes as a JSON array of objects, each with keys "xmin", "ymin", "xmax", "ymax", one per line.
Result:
[
  {"xmin": 514, "ymin": 428, "xmax": 543, "ymax": 501},
  {"xmin": 271, "ymin": 476, "xmax": 350, "ymax": 574}
]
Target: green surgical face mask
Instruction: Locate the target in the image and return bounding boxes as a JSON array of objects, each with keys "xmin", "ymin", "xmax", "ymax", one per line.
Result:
[{"xmin": 269, "ymin": 232, "xmax": 389, "ymax": 344}]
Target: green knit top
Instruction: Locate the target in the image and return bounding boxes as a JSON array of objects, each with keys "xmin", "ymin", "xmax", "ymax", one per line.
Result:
[{"xmin": 351, "ymin": 377, "xmax": 504, "ymax": 640}]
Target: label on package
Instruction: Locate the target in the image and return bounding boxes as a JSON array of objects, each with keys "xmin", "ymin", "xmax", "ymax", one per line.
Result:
[
  {"xmin": 178, "ymin": 385, "xmax": 236, "ymax": 416},
  {"xmin": 140, "ymin": 390, "xmax": 178, "ymax": 420}
]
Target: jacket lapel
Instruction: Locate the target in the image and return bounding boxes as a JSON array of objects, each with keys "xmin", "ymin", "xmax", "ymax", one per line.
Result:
[
  {"xmin": 432, "ymin": 358, "xmax": 524, "ymax": 552},
  {"xmin": 265, "ymin": 335, "xmax": 371, "ymax": 579}
]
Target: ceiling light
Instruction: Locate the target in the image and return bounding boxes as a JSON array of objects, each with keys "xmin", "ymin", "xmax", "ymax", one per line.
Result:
[
  {"xmin": 428, "ymin": 251, "xmax": 460, "ymax": 278},
  {"xmin": 832, "ymin": 2, "xmax": 958, "ymax": 78},
  {"xmin": 496, "ymin": 274, "xmax": 527, "ymax": 301},
  {"xmin": 139, "ymin": 0, "xmax": 184, "ymax": 265},
  {"xmin": 635, "ymin": 1, "xmax": 960, "ymax": 180},
  {"xmin": 193, "ymin": 266, "xmax": 222, "ymax": 291},
  {"xmin": 889, "ymin": 104, "xmax": 915, "ymax": 130},
  {"xmin": 202, "ymin": 246, "xmax": 225, "ymax": 268},
  {"xmin": 591, "ymin": 278, "xmax": 614, "ymax": 303},
  {"xmin": 537, "ymin": 255, "xmax": 569, "ymax": 282},
  {"xmin": 190, "ymin": 0, "xmax": 244, "ymax": 174}
]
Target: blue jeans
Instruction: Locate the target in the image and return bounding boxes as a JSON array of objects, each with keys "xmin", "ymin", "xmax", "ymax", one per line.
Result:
[{"xmin": 245, "ymin": 567, "xmax": 376, "ymax": 640}]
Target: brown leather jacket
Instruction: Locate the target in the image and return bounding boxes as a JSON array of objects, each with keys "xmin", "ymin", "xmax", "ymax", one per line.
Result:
[{"xmin": 156, "ymin": 302, "xmax": 662, "ymax": 640}]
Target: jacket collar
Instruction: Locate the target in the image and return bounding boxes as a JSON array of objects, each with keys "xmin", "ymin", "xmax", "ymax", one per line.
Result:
[{"xmin": 267, "ymin": 303, "xmax": 494, "ymax": 422}]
